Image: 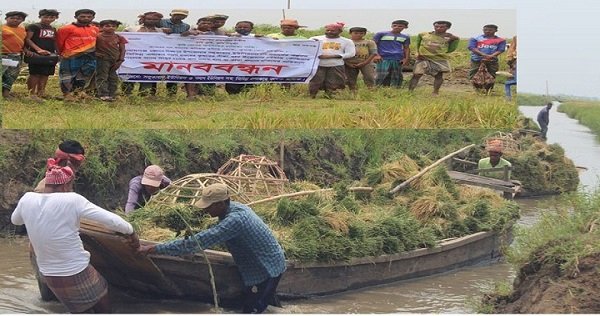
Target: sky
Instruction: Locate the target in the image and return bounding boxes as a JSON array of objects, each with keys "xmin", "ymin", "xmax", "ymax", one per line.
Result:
[{"xmin": 5, "ymin": 0, "xmax": 600, "ymax": 98}]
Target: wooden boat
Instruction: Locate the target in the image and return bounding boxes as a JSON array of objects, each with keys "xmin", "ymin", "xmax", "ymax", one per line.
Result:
[{"xmin": 31, "ymin": 219, "xmax": 513, "ymax": 305}]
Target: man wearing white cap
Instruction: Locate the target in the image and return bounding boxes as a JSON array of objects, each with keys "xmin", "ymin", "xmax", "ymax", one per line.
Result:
[
  {"xmin": 137, "ymin": 183, "xmax": 286, "ymax": 314},
  {"xmin": 124, "ymin": 165, "xmax": 171, "ymax": 214},
  {"xmin": 160, "ymin": 9, "xmax": 191, "ymax": 97}
]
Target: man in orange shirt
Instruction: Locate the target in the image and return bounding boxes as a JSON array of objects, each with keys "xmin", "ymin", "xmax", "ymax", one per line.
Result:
[
  {"xmin": 2, "ymin": 11, "xmax": 28, "ymax": 99},
  {"xmin": 56, "ymin": 9, "xmax": 99, "ymax": 101}
]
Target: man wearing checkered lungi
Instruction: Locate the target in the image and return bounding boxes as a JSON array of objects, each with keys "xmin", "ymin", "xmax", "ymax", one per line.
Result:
[{"xmin": 12, "ymin": 161, "xmax": 139, "ymax": 313}]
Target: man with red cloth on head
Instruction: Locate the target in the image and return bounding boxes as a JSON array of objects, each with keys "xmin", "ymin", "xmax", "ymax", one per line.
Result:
[
  {"xmin": 34, "ymin": 139, "xmax": 86, "ymax": 192},
  {"xmin": 478, "ymin": 139, "xmax": 512, "ymax": 180},
  {"xmin": 309, "ymin": 22, "xmax": 356, "ymax": 98},
  {"xmin": 12, "ymin": 160, "xmax": 139, "ymax": 313}
]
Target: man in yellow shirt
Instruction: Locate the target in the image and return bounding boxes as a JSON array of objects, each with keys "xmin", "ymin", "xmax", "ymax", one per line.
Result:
[
  {"xmin": 478, "ymin": 140, "xmax": 512, "ymax": 180},
  {"xmin": 2, "ymin": 11, "xmax": 28, "ymax": 99}
]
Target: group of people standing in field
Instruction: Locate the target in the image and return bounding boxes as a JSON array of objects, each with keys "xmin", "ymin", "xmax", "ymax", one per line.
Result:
[{"xmin": 2, "ymin": 8, "xmax": 516, "ymax": 102}]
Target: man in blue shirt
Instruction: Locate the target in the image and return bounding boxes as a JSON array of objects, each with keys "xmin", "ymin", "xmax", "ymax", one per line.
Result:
[
  {"xmin": 137, "ymin": 183, "xmax": 286, "ymax": 313},
  {"xmin": 160, "ymin": 9, "xmax": 191, "ymax": 97},
  {"xmin": 372, "ymin": 20, "xmax": 411, "ymax": 88},
  {"xmin": 468, "ymin": 24, "xmax": 506, "ymax": 91}
]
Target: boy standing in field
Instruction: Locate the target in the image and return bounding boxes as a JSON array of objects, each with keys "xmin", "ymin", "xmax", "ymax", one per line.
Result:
[
  {"xmin": 56, "ymin": 9, "xmax": 99, "ymax": 101},
  {"xmin": 95, "ymin": 20, "xmax": 127, "ymax": 102},
  {"xmin": 25, "ymin": 9, "xmax": 60, "ymax": 102},
  {"xmin": 345, "ymin": 27, "xmax": 377, "ymax": 91},
  {"xmin": 408, "ymin": 21, "xmax": 459, "ymax": 95},
  {"xmin": 373, "ymin": 20, "xmax": 411, "ymax": 88},
  {"xmin": 2, "ymin": 11, "xmax": 28, "ymax": 100},
  {"xmin": 309, "ymin": 22, "xmax": 356, "ymax": 98}
]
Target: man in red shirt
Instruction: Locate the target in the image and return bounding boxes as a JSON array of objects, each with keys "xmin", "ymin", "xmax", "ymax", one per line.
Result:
[
  {"xmin": 56, "ymin": 9, "xmax": 99, "ymax": 101},
  {"xmin": 2, "ymin": 11, "xmax": 28, "ymax": 99}
]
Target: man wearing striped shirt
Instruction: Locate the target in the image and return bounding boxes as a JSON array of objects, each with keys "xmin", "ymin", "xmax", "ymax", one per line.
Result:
[{"xmin": 138, "ymin": 183, "xmax": 286, "ymax": 314}]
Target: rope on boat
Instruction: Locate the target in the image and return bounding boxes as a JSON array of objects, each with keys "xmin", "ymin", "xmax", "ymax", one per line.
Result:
[{"xmin": 173, "ymin": 209, "xmax": 221, "ymax": 312}]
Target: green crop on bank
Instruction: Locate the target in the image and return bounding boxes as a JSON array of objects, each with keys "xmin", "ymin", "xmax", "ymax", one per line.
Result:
[{"xmin": 559, "ymin": 100, "xmax": 600, "ymax": 139}]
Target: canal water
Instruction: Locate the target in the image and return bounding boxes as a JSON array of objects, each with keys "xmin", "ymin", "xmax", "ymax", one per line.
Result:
[
  {"xmin": 1, "ymin": 106, "xmax": 598, "ymax": 313},
  {"xmin": 519, "ymin": 104, "xmax": 600, "ymax": 190}
]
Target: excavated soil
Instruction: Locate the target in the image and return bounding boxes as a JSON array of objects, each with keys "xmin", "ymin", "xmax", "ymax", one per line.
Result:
[{"xmin": 486, "ymin": 252, "xmax": 600, "ymax": 313}]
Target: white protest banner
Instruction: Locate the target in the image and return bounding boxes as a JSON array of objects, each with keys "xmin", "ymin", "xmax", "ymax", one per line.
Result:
[{"xmin": 117, "ymin": 32, "xmax": 320, "ymax": 84}]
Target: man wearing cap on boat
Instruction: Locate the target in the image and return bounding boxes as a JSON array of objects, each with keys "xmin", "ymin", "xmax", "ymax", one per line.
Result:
[
  {"xmin": 478, "ymin": 139, "xmax": 512, "ymax": 180},
  {"xmin": 137, "ymin": 183, "xmax": 286, "ymax": 314},
  {"xmin": 125, "ymin": 164, "xmax": 171, "ymax": 214},
  {"xmin": 12, "ymin": 159, "xmax": 139, "ymax": 313}
]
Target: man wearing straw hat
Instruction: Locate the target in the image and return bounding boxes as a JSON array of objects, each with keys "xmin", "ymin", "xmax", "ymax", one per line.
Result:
[
  {"xmin": 478, "ymin": 139, "xmax": 512, "ymax": 180},
  {"xmin": 138, "ymin": 183, "xmax": 286, "ymax": 314},
  {"xmin": 12, "ymin": 160, "xmax": 139, "ymax": 313}
]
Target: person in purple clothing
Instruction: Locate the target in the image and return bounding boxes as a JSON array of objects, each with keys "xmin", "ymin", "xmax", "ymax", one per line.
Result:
[
  {"xmin": 372, "ymin": 20, "xmax": 411, "ymax": 88},
  {"xmin": 468, "ymin": 24, "xmax": 506, "ymax": 90},
  {"xmin": 124, "ymin": 165, "xmax": 171, "ymax": 214}
]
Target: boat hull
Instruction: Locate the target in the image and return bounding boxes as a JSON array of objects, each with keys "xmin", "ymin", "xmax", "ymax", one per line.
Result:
[{"xmin": 70, "ymin": 220, "xmax": 512, "ymax": 305}]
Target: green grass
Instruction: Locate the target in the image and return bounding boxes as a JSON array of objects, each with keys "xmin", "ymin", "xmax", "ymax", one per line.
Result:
[
  {"xmin": 3, "ymin": 79, "xmax": 518, "ymax": 128},
  {"xmin": 507, "ymin": 191, "xmax": 600, "ymax": 272},
  {"xmin": 559, "ymin": 100, "xmax": 600, "ymax": 138},
  {"xmin": 517, "ymin": 93, "xmax": 556, "ymax": 106}
]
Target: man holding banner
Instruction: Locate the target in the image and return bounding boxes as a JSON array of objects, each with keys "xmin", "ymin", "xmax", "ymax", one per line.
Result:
[
  {"xmin": 308, "ymin": 22, "xmax": 356, "ymax": 98},
  {"xmin": 117, "ymin": 31, "xmax": 320, "ymax": 86}
]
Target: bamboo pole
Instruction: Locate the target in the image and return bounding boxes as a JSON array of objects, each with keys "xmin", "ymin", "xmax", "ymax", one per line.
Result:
[
  {"xmin": 247, "ymin": 186, "xmax": 373, "ymax": 206},
  {"xmin": 389, "ymin": 144, "xmax": 476, "ymax": 194}
]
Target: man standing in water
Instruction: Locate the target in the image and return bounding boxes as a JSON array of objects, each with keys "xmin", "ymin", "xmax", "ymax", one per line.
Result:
[
  {"xmin": 12, "ymin": 161, "xmax": 139, "ymax": 313},
  {"xmin": 537, "ymin": 102, "xmax": 552, "ymax": 140},
  {"xmin": 137, "ymin": 183, "xmax": 286, "ymax": 314}
]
